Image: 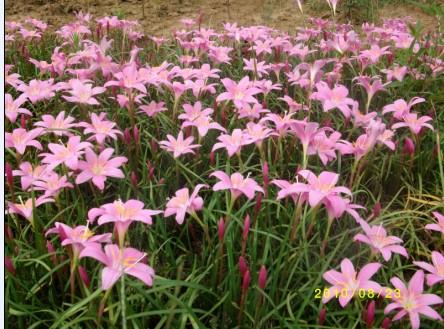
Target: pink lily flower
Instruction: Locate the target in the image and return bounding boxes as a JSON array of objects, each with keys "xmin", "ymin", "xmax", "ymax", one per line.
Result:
[
  {"xmin": 46, "ymin": 222, "xmax": 112, "ymax": 254},
  {"xmin": 164, "ymin": 184, "xmax": 206, "ymax": 224},
  {"xmin": 17, "ymin": 79, "xmax": 56, "ymax": 103},
  {"xmin": 63, "ymin": 79, "xmax": 106, "ymax": 105},
  {"xmin": 243, "ymin": 58, "xmax": 270, "ymax": 78},
  {"xmin": 307, "ymin": 130, "xmax": 341, "ymax": 166},
  {"xmin": 7, "ymin": 196, "xmax": 55, "ymax": 221},
  {"xmin": 381, "ymin": 65, "xmax": 408, "ymax": 82},
  {"xmin": 178, "ymin": 102, "xmax": 214, "ymax": 123},
  {"xmin": 139, "ymin": 101, "xmax": 167, "ymax": 118},
  {"xmin": 414, "ymin": 251, "xmax": 444, "ymax": 286},
  {"xmin": 212, "ymin": 129, "xmax": 252, "ymax": 157},
  {"xmin": 210, "ymin": 171, "xmax": 264, "ymax": 201},
  {"xmin": 5, "ymin": 65, "xmax": 22, "ymax": 88},
  {"xmin": 75, "ymin": 148, "xmax": 128, "ymax": 190},
  {"xmin": 33, "ymin": 172, "xmax": 74, "ymax": 197},
  {"xmin": 159, "ymin": 131, "xmax": 200, "ymax": 158},
  {"xmin": 359, "ymin": 44, "xmax": 391, "ymax": 64},
  {"xmin": 244, "ymin": 122, "xmax": 276, "ymax": 147},
  {"xmin": 312, "ymin": 82, "xmax": 355, "ymax": 118},
  {"xmin": 104, "ymin": 63, "xmax": 147, "ymax": 93},
  {"xmin": 182, "ymin": 115, "xmax": 226, "ymax": 138},
  {"xmin": 392, "ymin": 113, "xmax": 434, "ymax": 135},
  {"xmin": 40, "ymin": 136, "xmax": 92, "ymax": 170},
  {"xmin": 425, "ymin": 212, "xmax": 444, "ymax": 235},
  {"xmin": 323, "ymin": 258, "xmax": 382, "ymax": 307},
  {"xmin": 88, "ymin": 200, "xmax": 162, "ymax": 244},
  {"xmin": 382, "ymin": 97, "xmax": 425, "ymax": 120},
  {"xmin": 237, "ymin": 103, "xmax": 270, "ymax": 120},
  {"xmin": 12, "ymin": 162, "xmax": 51, "ymax": 190},
  {"xmin": 355, "ymin": 76, "xmax": 388, "ymax": 110},
  {"xmin": 216, "ymin": 76, "xmax": 261, "ymax": 109},
  {"xmin": 79, "ymin": 112, "xmax": 122, "ymax": 145},
  {"xmin": 5, "ymin": 94, "xmax": 31, "ymax": 123},
  {"xmin": 384, "ymin": 270, "xmax": 443, "ymax": 329},
  {"xmin": 354, "ymin": 220, "xmax": 408, "ymax": 261},
  {"xmin": 34, "ymin": 111, "xmax": 77, "ymax": 137},
  {"xmin": 6, "ymin": 128, "xmax": 44, "ymax": 155},
  {"xmin": 297, "ymin": 169, "xmax": 352, "ymax": 208},
  {"xmin": 80, "ymin": 244, "xmax": 155, "ymax": 290}
]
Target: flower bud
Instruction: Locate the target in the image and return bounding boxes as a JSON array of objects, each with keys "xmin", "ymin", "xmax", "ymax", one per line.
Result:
[
  {"xmin": 318, "ymin": 307, "xmax": 327, "ymax": 325},
  {"xmin": 5, "ymin": 224, "xmax": 14, "ymax": 241},
  {"xmin": 5, "ymin": 256, "xmax": 15, "ymax": 276},
  {"xmin": 78, "ymin": 265, "xmax": 90, "ymax": 288},
  {"xmin": 381, "ymin": 318, "xmax": 391, "ymax": 329},
  {"xmin": 239, "ymin": 256, "xmax": 248, "ymax": 277},
  {"xmin": 210, "ymin": 151, "xmax": 215, "ymax": 166},
  {"xmin": 255, "ymin": 193, "xmax": 263, "ymax": 214},
  {"xmin": 258, "ymin": 265, "xmax": 267, "ymax": 290},
  {"xmin": 131, "ymin": 171, "xmax": 138, "ymax": 188},
  {"xmin": 242, "ymin": 214, "xmax": 250, "ymax": 242},
  {"xmin": 5, "ymin": 162, "xmax": 14, "ymax": 187},
  {"xmin": 133, "ymin": 126, "xmax": 140, "ymax": 145},
  {"xmin": 20, "ymin": 114, "xmax": 27, "ymax": 129},
  {"xmin": 242, "ymin": 269, "xmax": 251, "ymax": 293},
  {"xmin": 262, "ymin": 161, "xmax": 269, "ymax": 189},
  {"xmin": 218, "ymin": 217, "xmax": 225, "ymax": 242},
  {"xmin": 365, "ymin": 300, "xmax": 375, "ymax": 328},
  {"xmin": 402, "ymin": 137, "xmax": 415, "ymax": 157},
  {"xmin": 124, "ymin": 128, "xmax": 132, "ymax": 144},
  {"xmin": 372, "ymin": 202, "xmax": 381, "ymax": 219},
  {"xmin": 46, "ymin": 240, "xmax": 58, "ymax": 266},
  {"xmin": 151, "ymin": 140, "xmax": 158, "ymax": 154}
]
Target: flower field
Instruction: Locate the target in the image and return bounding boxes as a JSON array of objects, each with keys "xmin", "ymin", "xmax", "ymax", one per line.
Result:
[{"xmin": 4, "ymin": 5, "xmax": 444, "ymax": 329}]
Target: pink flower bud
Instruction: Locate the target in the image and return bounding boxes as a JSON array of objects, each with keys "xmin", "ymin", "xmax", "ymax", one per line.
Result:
[
  {"xmin": 381, "ymin": 318, "xmax": 391, "ymax": 329},
  {"xmin": 151, "ymin": 140, "xmax": 158, "ymax": 154},
  {"xmin": 78, "ymin": 265, "xmax": 90, "ymax": 288},
  {"xmin": 242, "ymin": 214, "xmax": 250, "ymax": 242},
  {"xmin": 124, "ymin": 128, "xmax": 132, "ymax": 144},
  {"xmin": 131, "ymin": 171, "xmax": 138, "ymax": 187},
  {"xmin": 402, "ymin": 137, "xmax": 415, "ymax": 156},
  {"xmin": 5, "ymin": 224, "xmax": 14, "ymax": 241},
  {"xmin": 258, "ymin": 265, "xmax": 267, "ymax": 290},
  {"xmin": 242, "ymin": 270, "xmax": 251, "ymax": 293},
  {"xmin": 372, "ymin": 202, "xmax": 381, "ymax": 219},
  {"xmin": 218, "ymin": 218, "xmax": 225, "ymax": 242},
  {"xmin": 6, "ymin": 162, "xmax": 14, "ymax": 187},
  {"xmin": 133, "ymin": 126, "xmax": 140, "ymax": 145},
  {"xmin": 318, "ymin": 307, "xmax": 327, "ymax": 325},
  {"xmin": 210, "ymin": 151, "xmax": 215, "ymax": 166},
  {"xmin": 20, "ymin": 114, "xmax": 27, "ymax": 129},
  {"xmin": 262, "ymin": 161, "xmax": 269, "ymax": 188},
  {"xmin": 255, "ymin": 193, "xmax": 263, "ymax": 213},
  {"xmin": 365, "ymin": 301, "xmax": 375, "ymax": 328},
  {"xmin": 5, "ymin": 256, "xmax": 15, "ymax": 276},
  {"xmin": 46, "ymin": 240, "xmax": 58, "ymax": 265},
  {"xmin": 239, "ymin": 256, "xmax": 248, "ymax": 277}
]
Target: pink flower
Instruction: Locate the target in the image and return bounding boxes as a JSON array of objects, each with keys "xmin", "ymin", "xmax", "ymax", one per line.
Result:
[
  {"xmin": 243, "ymin": 58, "xmax": 270, "ymax": 78},
  {"xmin": 33, "ymin": 172, "xmax": 74, "ymax": 197},
  {"xmin": 323, "ymin": 258, "xmax": 382, "ymax": 307},
  {"xmin": 5, "ymin": 94, "xmax": 31, "ymax": 123},
  {"xmin": 79, "ymin": 112, "xmax": 122, "ymax": 145},
  {"xmin": 159, "ymin": 131, "xmax": 200, "ymax": 158},
  {"xmin": 384, "ymin": 270, "xmax": 443, "ymax": 329},
  {"xmin": 297, "ymin": 169, "xmax": 352, "ymax": 208},
  {"xmin": 355, "ymin": 76, "xmax": 388, "ymax": 110},
  {"xmin": 164, "ymin": 184, "xmax": 206, "ymax": 224},
  {"xmin": 88, "ymin": 200, "xmax": 162, "ymax": 243},
  {"xmin": 6, "ymin": 128, "xmax": 44, "ymax": 155},
  {"xmin": 40, "ymin": 136, "xmax": 92, "ymax": 170},
  {"xmin": 17, "ymin": 79, "xmax": 55, "ymax": 103},
  {"xmin": 312, "ymin": 82, "xmax": 355, "ymax": 118},
  {"xmin": 381, "ymin": 65, "xmax": 408, "ymax": 82},
  {"xmin": 392, "ymin": 113, "xmax": 434, "ymax": 135},
  {"xmin": 425, "ymin": 212, "xmax": 444, "ymax": 235},
  {"xmin": 104, "ymin": 63, "xmax": 147, "ymax": 93},
  {"xmin": 237, "ymin": 103, "xmax": 270, "ymax": 120},
  {"xmin": 80, "ymin": 244, "xmax": 155, "ymax": 290},
  {"xmin": 212, "ymin": 129, "xmax": 252, "ymax": 157},
  {"xmin": 63, "ymin": 79, "xmax": 106, "ymax": 105},
  {"xmin": 307, "ymin": 130, "xmax": 341, "ymax": 166},
  {"xmin": 359, "ymin": 44, "xmax": 391, "ymax": 64},
  {"xmin": 139, "ymin": 101, "xmax": 167, "ymax": 117},
  {"xmin": 34, "ymin": 111, "xmax": 77, "ymax": 137},
  {"xmin": 216, "ymin": 76, "xmax": 261, "ymax": 109},
  {"xmin": 7, "ymin": 196, "xmax": 54, "ymax": 221},
  {"xmin": 382, "ymin": 97, "xmax": 425, "ymax": 120},
  {"xmin": 414, "ymin": 251, "xmax": 444, "ymax": 286},
  {"xmin": 182, "ymin": 116, "xmax": 226, "ymax": 138},
  {"xmin": 210, "ymin": 171, "xmax": 264, "ymax": 201},
  {"xmin": 46, "ymin": 222, "xmax": 112, "ymax": 254},
  {"xmin": 12, "ymin": 162, "xmax": 51, "ymax": 190},
  {"xmin": 75, "ymin": 148, "xmax": 128, "ymax": 190},
  {"xmin": 5, "ymin": 65, "xmax": 22, "ymax": 88},
  {"xmin": 244, "ymin": 122, "xmax": 276, "ymax": 147},
  {"xmin": 354, "ymin": 220, "xmax": 408, "ymax": 261}
]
